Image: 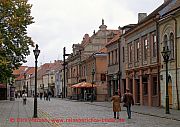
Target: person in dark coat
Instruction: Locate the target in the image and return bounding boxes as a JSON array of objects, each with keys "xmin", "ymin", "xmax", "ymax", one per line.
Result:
[
  {"xmin": 111, "ymin": 91, "xmax": 121, "ymax": 119},
  {"xmin": 44, "ymin": 91, "xmax": 47, "ymax": 100},
  {"xmin": 123, "ymin": 88, "xmax": 134, "ymax": 119}
]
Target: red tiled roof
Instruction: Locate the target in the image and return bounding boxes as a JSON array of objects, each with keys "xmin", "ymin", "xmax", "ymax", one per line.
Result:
[
  {"xmin": 16, "ymin": 74, "xmax": 24, "ymax": 80},
  {"xmin": 13, "ymin": 66, "xmax": 28, "ymax": 75},
  {"xmin": 37, "ymin": 63, "xmax": 51, "ymax": 79}
]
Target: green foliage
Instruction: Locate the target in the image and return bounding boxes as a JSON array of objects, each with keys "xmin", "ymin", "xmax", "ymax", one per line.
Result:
[{"xmin": 0, "ymin": 0, "xmax": 34, "ymax": 82}]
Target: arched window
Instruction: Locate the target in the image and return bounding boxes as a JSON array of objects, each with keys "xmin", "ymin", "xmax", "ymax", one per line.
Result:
[
  {"xmin": 163, "ymin": 34, "xmax": 168, "ymax": 48},
  {"xmin": 169, "ymin": 33, "xmax": 174, "ymax": 59}
]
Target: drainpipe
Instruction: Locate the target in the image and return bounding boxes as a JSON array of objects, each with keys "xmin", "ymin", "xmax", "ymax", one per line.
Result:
[
  {"xmin": 171, "ymin": 15, "xmax": 180, "ymax": 110},
  {"xmin": 118, "ymin": 37, "xmax": 121, "ymax": 97},
  {"xmin": 154, "ymin": 16, "xmax": 161, "ymax": 106}
]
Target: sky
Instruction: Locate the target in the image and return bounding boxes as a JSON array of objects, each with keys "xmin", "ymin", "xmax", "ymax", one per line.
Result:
[{"xmin": 25, "ymin": 0, "xmax": 164, "ymax": 67}]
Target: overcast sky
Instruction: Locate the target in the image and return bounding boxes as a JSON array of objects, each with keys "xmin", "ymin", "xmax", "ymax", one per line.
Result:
[{"xmin": 25, "ymin": 0, "xmax": 164, "ymax": 67}]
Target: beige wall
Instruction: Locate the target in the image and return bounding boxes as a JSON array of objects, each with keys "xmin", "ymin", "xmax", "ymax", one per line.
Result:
[{"xmin": 159, "ymin": 13, "xmax": 180, "ymax": 109}]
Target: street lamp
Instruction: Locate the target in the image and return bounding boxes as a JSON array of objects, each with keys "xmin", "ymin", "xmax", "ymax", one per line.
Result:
[
  {"xmin": 161, "ymin": 46, "xmax": 171, "ymax": 114},
  {"xmin": 23, "ymin": 73, "xmax": 26, "ymax": 93},
  {"xmin": 33, "ymin": 44, "xmax": 40, "ymax": 118},
  {"xmin": 91, "ymin": 68, "xmax": 95, "ymax": 102},
  {"xmin": 30, "ymin": 74, "xmax": 32, "ymax": 97},
  {"xmin": 63, "ymin": 47, "xmax": 70, "ymax": 98}
]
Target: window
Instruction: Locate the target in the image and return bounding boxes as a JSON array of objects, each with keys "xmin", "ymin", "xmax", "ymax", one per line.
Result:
[
  {"xmin": 112, "ymin": 51, "xmax": 114, "ymax": 64},
  {"xmin": 164, "ymin": 35, "xmax": 168, "ymax": 48},
  {"xmin": 73, "ymin": 68, "xmax": 75, "ymax": 77},
  {"xmin": 101, "ymin": 74, "xmax": 106, "ymax": 81},
  {"xmin": 84, "ymin": 66, "xmax": 86, "ymax": 77},
  {"xmin": 122, "ymin": 47, "xmax": 125, "ymax": 62},
  {"xmin": 153, "ymin": 77, "xmax": 157, "ymax": 95},
  {"xmin": 170, "ymin": 33, "xmax": 174, "ymax": 59},
  {"xmin": 152, "ymin": 34, "xmax": 157, "ymax": 57},
  {"xmin": 144, "ymin": 83, "xmax": 148, "ymax": 95},
  {"xmin": 143, "ymin": 77, "xmax": 148, "ymax": 95},
  {"xmin": 143, "ymin": 37, "xmax": 148, "ymax": 60},
  {"xmin": 115, "ymin": 49, "xmax": 118, "ymax": 64},
  {"xmin": 129, "ymin": 43, "xmax": 133, "ymax": 62},
  {"xmin": 108, "ymin": 52, "xmax": 110, "ymax": 65},
  {"xmin": 135, "ymin": 39, "xmax": 140, "ymax": 61},
  {"xmin": 71, "ymin": 68, "xmax": 73, "ymax": 78}
]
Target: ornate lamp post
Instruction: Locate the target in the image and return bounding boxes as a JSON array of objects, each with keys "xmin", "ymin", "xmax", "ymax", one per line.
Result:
[
  {"xmin": 91, "ymin": 68, "xmax": 95, "ymax": 102},
  {"xmin": 23, "ymin": 73, "xmax": 26, "ymax": 93},
  {"xmin": 33, "ymin": 44, "xmax": 40, "ymax": 118},
  {"xmin": 161, "ymin": 46, "xmax": 171, "ymax": 114}
]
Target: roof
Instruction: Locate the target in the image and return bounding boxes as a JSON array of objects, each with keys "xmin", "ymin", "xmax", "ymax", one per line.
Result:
[
  {"xmin": 37, "ymin": 63, "xmax": 51, "ymax": 79},
  {"xmin": 25, "ymin": 67, "xmax": 35, "ymax": 78},
  {"xmin": 124, "ymin": 0, "xmax": 173, "ymax": 36},
  {"xmin": 105, "ymin": 32, "xmax": 121, "ymax": 47},
  {"xmin": 98, "ymin": 47, "xmax": 107, "ymax": 53},
  {"xmin": 161, "ymin": 0, "xmax": 180, "ymax": 17},
  {"xmin": 14, "ymin": 67, "xmax": 35, "ymax": 80},
  {"xmin": 13, "ymin": 66, "xmax": 28, "ymax": 75},
  {"xmin": 37, "ymin": 60, "xmax": 63, "ymax": 79}
]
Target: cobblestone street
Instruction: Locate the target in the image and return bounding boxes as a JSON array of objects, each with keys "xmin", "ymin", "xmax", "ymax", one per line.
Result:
[{"xmin": 1, "ymin": 98, "xmax": 180, "ymax": 127}]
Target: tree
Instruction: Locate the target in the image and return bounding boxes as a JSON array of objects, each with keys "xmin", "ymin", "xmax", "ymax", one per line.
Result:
[{"xmin": 0, "ymin": 0, "xmax": 34, "ymax": 82}]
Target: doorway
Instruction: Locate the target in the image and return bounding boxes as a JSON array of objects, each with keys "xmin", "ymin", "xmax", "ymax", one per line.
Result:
[
  {"xmin": 168, "ymin": 76, "xmax": 173, "ymax": 108},
  {"xmin": 136, "ymin": 79, "xmax": 140, "ymax": 103}
]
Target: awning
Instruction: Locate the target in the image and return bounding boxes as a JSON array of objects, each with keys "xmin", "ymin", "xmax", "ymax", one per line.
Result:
[{"xmin": 71, "ymin": 82, "xmax": 96, "ymax": 88}]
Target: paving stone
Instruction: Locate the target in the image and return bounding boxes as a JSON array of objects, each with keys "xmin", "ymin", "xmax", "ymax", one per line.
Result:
[{"xmin": 1, "ymin": 98, "xmax": 180, "ymax": 127}]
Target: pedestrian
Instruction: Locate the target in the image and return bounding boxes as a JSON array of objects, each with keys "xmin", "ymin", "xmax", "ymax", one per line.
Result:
[
  {"xmin": 40, "ymin": 92, "xmax": 43, "ymax": 100},
  {"xmin": 48, "ymin": 91, "xmax": 52, "ymax": 101},
  {"xmin": 22, "ymin": 92, "xmax": 27, "ymax": 105},
  {"xmin": 15, "ymin": 92, "xmax": 18, "ymax": 99},
  {"xmin": 18, "ymin": 92, "xmax": 20, "ymax": 98},
  {"xmin": 44, "ymin": 91, "xmax": 46, "ymax": 100},
  {"xmin": 122, "ymin": 88, "xmax": 134, "ymax": 119},
  {"xmin": 84, "ymin": 90, "xmax": 87, "ymax": 101},
  {"xmin": 111, "ymin": 91, "xmax": 121, "ymax": 119}
]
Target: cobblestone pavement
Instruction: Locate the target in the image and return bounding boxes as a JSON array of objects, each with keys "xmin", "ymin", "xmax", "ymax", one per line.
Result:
[
  {"xmin": 1, "ymin": 98, "xmax": 180, "ymax": 127},
  {"xmin": 0, "ymin": 98, "xmax": 52, "ymax": 127},
  {"xmin": 84, "ymin": 101, "xmax": 180, "ymax": 121}
]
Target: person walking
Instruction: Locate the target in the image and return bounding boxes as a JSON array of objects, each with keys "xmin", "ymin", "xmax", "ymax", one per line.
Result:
[
  {"xmin": 48, "ymin": 91, "xmax": 52, "ymax": 101},
  {"xmin": 44, "ymin": 91, "xmax": 47, "ymax": 100},
  {"xmin": 40, "ymin": 92, "xmax": 43, "ymax": 100},
  {"xmin": 22, "ymin": 92, "xmax": 27, "ymax": 105},
  {"xmin": 15, "ymin": 91, "xmax": 18, "ymax": 99},
  {"xmin": 122, "ymin": 88, "xmax": 134, "ymax": 119},
  {"xmin": 111, "ymin": 91, "xmax": 121, "ymax": 119},
  {"xmin": 18, "ymin": 92, "xmax": 20, "ymax": 98}
]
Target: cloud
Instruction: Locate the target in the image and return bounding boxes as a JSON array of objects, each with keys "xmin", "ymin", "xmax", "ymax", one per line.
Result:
[{"xmin": 25, "ymin": 0, "xmax": 164, "ymax": 66}]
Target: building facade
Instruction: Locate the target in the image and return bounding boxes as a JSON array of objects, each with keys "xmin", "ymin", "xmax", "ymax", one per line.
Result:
[
  {"xmin": 66, "ymin": 20, "xmax": 119, "ymax": 101},
  {"xmin": 124, "ymin": 12, "xmax": 160, "ymax": 106},
  {"xmin": 159, "ymin": 0, "xmax": 180, "ymax": 109}
]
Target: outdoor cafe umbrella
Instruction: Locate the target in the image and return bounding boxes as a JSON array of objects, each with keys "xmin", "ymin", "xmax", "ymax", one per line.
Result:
[{"xmin": 71, "ymin": 82, "xmax": 96, "ymax": 88}]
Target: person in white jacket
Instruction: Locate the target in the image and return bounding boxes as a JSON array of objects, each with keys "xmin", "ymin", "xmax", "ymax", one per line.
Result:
[{"xmin": 22, "ymin": 92, "xmax": 27, "ymax": 105}]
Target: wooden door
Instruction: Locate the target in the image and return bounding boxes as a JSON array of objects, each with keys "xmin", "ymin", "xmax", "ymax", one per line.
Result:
[{"xmin": 168, "ymin": 81, "xmax": 172, "ymax": 108}]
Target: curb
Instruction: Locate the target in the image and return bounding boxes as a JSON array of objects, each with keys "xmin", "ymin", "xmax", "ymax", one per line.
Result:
[{"xmin": 84, "ymin": 102, "xmax": 180, "ymax": 121}]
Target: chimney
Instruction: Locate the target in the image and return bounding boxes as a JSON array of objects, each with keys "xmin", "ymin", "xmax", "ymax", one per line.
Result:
[{"xmin": 138, "ymin": 13, "xmax": 147, "ymax": 23}]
